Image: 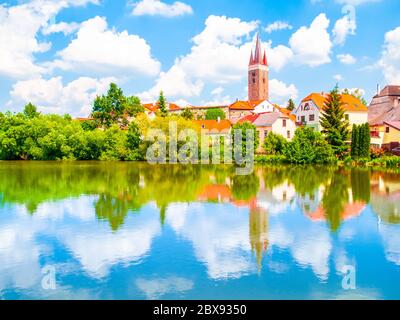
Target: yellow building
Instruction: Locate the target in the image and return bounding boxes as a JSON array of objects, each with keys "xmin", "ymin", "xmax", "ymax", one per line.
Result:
[{"xmin": 370, "ymin": 121, "xmax": 400, "ymax": 150}]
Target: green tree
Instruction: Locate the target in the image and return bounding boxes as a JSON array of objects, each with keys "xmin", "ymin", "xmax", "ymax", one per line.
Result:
[
  {"xmin": 287, "ymin": 98, "xmax": 296, "ymax": 111},
  {"xmin": 231, "ymin": 122, "xmax": 259, "ymax": 157},
  {"xmin": 284, "ymin": 127, "xmax": 336, "ymax": 164},
  {"xmin": 320, "ymin": 86, "xmax": 350, "ymax": 159},
  {"xmin": 158, "ymin": 91, "xmax": 168, "ymax": 117},
  {"xmin": 181, "ymin": 108, "xmax": 194, "ymax": 120},
  {"xmin": 125, "ymin": 96, "xmax": 144, "ymax": 117},
  {"xmin": 23, "ymin": 103, "xmax": 40, "ymax": 119},
  {"xmin": 351, "ymin": 123, "xmax": 371, "ymax": 159},
  {"xmin": 205, "ymin": 108, "xmax": 226, "ymax": 120},
  {"xmin": 92, "ymin": 83, "xmax": 127, "ymax": 128},
  {"xmin": 263, "ymin": 132, "xmax": 287, "ymax": 155}
]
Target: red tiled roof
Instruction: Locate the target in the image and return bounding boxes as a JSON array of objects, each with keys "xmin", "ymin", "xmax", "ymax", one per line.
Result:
[
  {"xmin": 302, "ymin": 92, "xmax": 368, "ymax": 112},
  {"xmin": 143, "ymin": 102, "xmax": 181, "ymax": 112},
  {"xmin": 194, "ymin": 120, "xmax": 231, "ymax": 132},
  {"xmin": 229, "ymin": 100, "xmax": 264, "ymax": 110}
]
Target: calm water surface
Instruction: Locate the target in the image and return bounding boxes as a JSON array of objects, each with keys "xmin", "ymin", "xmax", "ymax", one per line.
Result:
[{"xmin": 0, "ymin": 162, "xmax": 399, "ymax": 299}]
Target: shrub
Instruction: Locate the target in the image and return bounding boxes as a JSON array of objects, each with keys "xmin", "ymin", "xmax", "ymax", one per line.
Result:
[
  {"xmin": 263, "ymin": 132, "xmax": 287, "ymax": 155},
  {"xmin": 284, "ymin": 127, "xmax": 336, "ymax": 164}
]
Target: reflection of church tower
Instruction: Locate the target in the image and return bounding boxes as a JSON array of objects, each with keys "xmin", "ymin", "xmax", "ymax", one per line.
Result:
[
  {"xmin": 249, "ymin": 207, "xmax": 269, "ymax": 272},
  {"xmin": 248, "ymin": 33, "xmax": 269, "ymax": 101}
]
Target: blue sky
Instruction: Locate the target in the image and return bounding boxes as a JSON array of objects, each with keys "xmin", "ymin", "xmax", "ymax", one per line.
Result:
[{"xmin": 0, "ymin": 0, "xmax": 399, "ymax": 116}]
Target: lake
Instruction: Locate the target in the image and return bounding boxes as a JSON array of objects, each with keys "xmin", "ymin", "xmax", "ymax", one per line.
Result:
[{"xmin": 0, "ymin": 162, "xmax": 399, "ymax": 299}]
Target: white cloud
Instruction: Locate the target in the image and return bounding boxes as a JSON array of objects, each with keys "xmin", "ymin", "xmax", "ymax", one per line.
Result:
[
  {"xmin": 332, "ymin": 14, "xmax": 356, "ymax": 45},
  {"xmin": 269, "ymin": 79, "xmax": 298, "ymax": 105},
  {"xmin": 334, "ymin": 74, "xmax": 344, "ymax": 82},
  {"xmin": 50, "ymin": 16, "xmax": 161, "ymax": 77},
  {"xmin": 265, "ymin": 21, "xmax": 292, "ymax": 33},
  {"xmin": 337, "ymin": 53, "xmax": 356, "ymax": 64},
  {"xmin": 0, "ymin": 0, "xmax": 99, "ymax": 79},
  {"xmin": 265, "ymin": 42, "xmax": 293, "ymax": 71},
  {"xmin": 136, "ymin": 276, "xmax": 193, "ymax": 299},
  {"xmin": 138, "ymin": 15, "xmax": 259, "ymax": 100},
  {"xmin": 289, "ymin": 13, "xmax": 332, "ymax": 67},
  {"xmin": 131, "ymin": 0, "xmax": 193, "ymax": 17},
  {"xmin": 211, "ymin": 86, "xmax": 224, "ymax": 96},
  {"xmin": 42, "ymin": 21, "xmax": 80, "ymax": 35},
  {"xmin": 8, "ymin": 76, "xmax": 115, "ymax": 116},
  {"xmin": 378, "ymin": 26, "xmax": 400, "ymax": 84}
]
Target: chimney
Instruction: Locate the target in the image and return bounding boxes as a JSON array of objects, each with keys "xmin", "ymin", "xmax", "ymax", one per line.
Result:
[
  {"xmin": 377, "ymin": 84, "xmax": 381, "ymax": 95},
  {"xmin": 217, "ymin": 116, "xmax": 221, "ymax": 123}
]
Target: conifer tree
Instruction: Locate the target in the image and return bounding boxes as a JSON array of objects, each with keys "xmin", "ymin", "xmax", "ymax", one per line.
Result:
[
  {"xmin": 158, "ymin": 91, "xmax": 168, "ymax": 117},
  {"xmin": 320, "ymin": 85, "xmax": 350, "ymax": 158},
  {"xmin": 287, "ymin": 98, "xmax": 296, "ymax": 111}
]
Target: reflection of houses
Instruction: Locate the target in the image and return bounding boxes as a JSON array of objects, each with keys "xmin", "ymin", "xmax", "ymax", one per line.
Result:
[
  {"xmin": 293, "ymin": 92, "xmax": 368, "ymax": 131},
  {"xmin": 306, "ymin": 202, "xmax": 365, "ymax": 222},
  {"xmin": 297, "ymin": 187, "xmax": 325, "ymax": 216},
  {"xmin": 371, "ymin": 172, "xmax": 400, "ymax": 224}
]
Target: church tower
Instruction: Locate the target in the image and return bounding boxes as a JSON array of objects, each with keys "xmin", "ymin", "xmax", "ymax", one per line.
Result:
[{"xmin": 248, "ymin": 34, "xmax": 269, "ymax": 101}]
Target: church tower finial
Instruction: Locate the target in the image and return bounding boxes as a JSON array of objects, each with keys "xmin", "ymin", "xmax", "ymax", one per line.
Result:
[{"xmin": 248, "ymin": 34, "xmax": 269, "ymax": 101}]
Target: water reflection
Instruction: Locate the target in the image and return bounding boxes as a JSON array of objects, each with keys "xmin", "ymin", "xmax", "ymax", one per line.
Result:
[{"xmin": 0, "ymin": 162, "xmax": 399, "ymax": 299}]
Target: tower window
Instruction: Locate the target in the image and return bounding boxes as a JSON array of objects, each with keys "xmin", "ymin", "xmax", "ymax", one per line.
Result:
[
  {"xmin": 252, "ymin": 78, "xmax": 255, "ymax": 84},
  {"xmin": 252, "ymin": 72, "xmax": 256, "ymax": 77},
  {"xmin": 263, "ymin": 78, "xmax": 265, "ymax": 83}
]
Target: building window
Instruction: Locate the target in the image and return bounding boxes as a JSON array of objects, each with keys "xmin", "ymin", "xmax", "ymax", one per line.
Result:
[
  {"xmin": 263, "ymin": 78, "xmax": 265, "ymax": 84},
  {"xmin": 283, "ymin": 119, "xmax": 287, "ymax": 127},
  {"xmin": 309, "ymin": 114, "xmax": 315, "ymax": 121},
  {"xmin": 252, "ymin": 78, "xmax": 255, "ymax": 84},
  {"xmin": 264, "ymin": 130, "xmax": 269, "ymax": 137},
  {"xmin": 386, "ymin": 126, "xmax": 390, "ymax": 133},
  {"xmin": 287, "ymin": 130, "xmax": 291, "ymax": 139},
  {"xmin": 252, "ymin": 72, "xmax": 255, "ymax": 77},
  {"xmin": 301, "ymin": 116, "xmax": 305, "ymax": 123}
]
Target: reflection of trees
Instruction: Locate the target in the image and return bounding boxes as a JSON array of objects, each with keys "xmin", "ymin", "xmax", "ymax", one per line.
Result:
[
  {"xmin": 322, "ymin": 170, "xmax": 350, "ymax": 232},
  {"xmin": 351, "ymin": 168, "xmax": 371, "ymax": 203},
  {"xmin": 231, "ymin": 173, "xmax": 260, "ymax": 201}
]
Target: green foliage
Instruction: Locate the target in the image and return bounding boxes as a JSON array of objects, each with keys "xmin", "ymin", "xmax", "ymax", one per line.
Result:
[
  {"xmin": 180, "ymin": 107, "xmax": 194, "ymax": 120},
  {"xmin": 158, "ymin": 91, "xmax": 168, "ymax": 117},
  {"xmin": 92, "ymin": 83, "xmax": 143, "ymax": 128},
  {"xmin": 287, "ymin": 98, "xmax": 296, "ymax": 111},
  {"xmin": 351, "ymin": 123, "xmax": 371, "ymax": 159},
  {"xmin": 320, "ymin": 86, "xmax": 350, "ymax": 159},
  {"xmin": 369, "ymin": 156, "xmax": 400, "ymax": 167},
  {"xmin": 263, "ymin": 132, "xmax": 287, "ymax": 155},
  {"xmin": 231, "ymin": 122, "xmax": 259, "ymax": 157},
  {"xmin": 283, "ymin": 127, "xmax": 336, "ymax": 164},
  {"xmin": 255, "ymin": 155, "xmax": 286, "ymax": 164},
  {"xmin": 205, "ymin": 108, "xmax": 226, "ymax": 120},
  {"xmin": 23, "ymin": 103, "xmax": 40, "ymax": 119},
  {"xmin": 125, "ymin": 96, "xmax": 145, "ymax": 117},
  {"xmin": 0, "ymin": 112, "xmax": 143, "ymax": 161}
]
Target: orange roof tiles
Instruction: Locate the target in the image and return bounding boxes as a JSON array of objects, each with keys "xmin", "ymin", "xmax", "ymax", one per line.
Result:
[
  {"xmin": 229, "ymin": 100, "xmax": 264, "ymax": 110},
  {"xmin": 143, "ymin": 102, "xmax": 181, "ymax": 112},
  {"xmin": 194, "ymin": 120, "xmax": 232, "ymax": 132},
  {"xmin": 302, "ymin": 92, "xmax": 368, "ymax": 112}
]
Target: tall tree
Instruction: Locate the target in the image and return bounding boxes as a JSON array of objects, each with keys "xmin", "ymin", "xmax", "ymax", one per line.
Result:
[
  {"xmin": 23, "ymin": 103, "xmax": 40, "ymax": 119},
  {"xmin": 287, "ymin": 98, "xmax": 296, "ymax": 111},
  {"xmin": 158, "ymin": 91, "xmax": 168, "ymax": 117},
  {"xmin": 320, "ymin": 86, "xmax": 350, "ymax": 159},
  {"xmin": 92, "ymin": 83, "xmax": 127, "ymax": 128},
  {"xmin": 125, "ymin": 96, "xmax": 144, "ymax": 117}
]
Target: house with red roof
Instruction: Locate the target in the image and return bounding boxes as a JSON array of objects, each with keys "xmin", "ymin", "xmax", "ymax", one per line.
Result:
[
  {"xmin": 293, "ymin": 92, "xmax": 368, "ymax": 131},
  {"xmin": 237, "ymin": 109, "xmax": 296, "ymax": 152},
  {"xmin": 143, "ymin": 102, "xmax": 181, "ymax": 118}
]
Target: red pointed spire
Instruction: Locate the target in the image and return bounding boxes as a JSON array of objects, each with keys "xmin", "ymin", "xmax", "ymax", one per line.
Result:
[
  {"xmin": 254, "ymin": 33, "xmax": 262, "ymax": 64},
  {"xmin": 263, "ymin": 50, "xmax": 268, "ymax": 66},
  {"xmin": 249, "ymin": 51, "xmax": 254, "ymax": 66}
]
